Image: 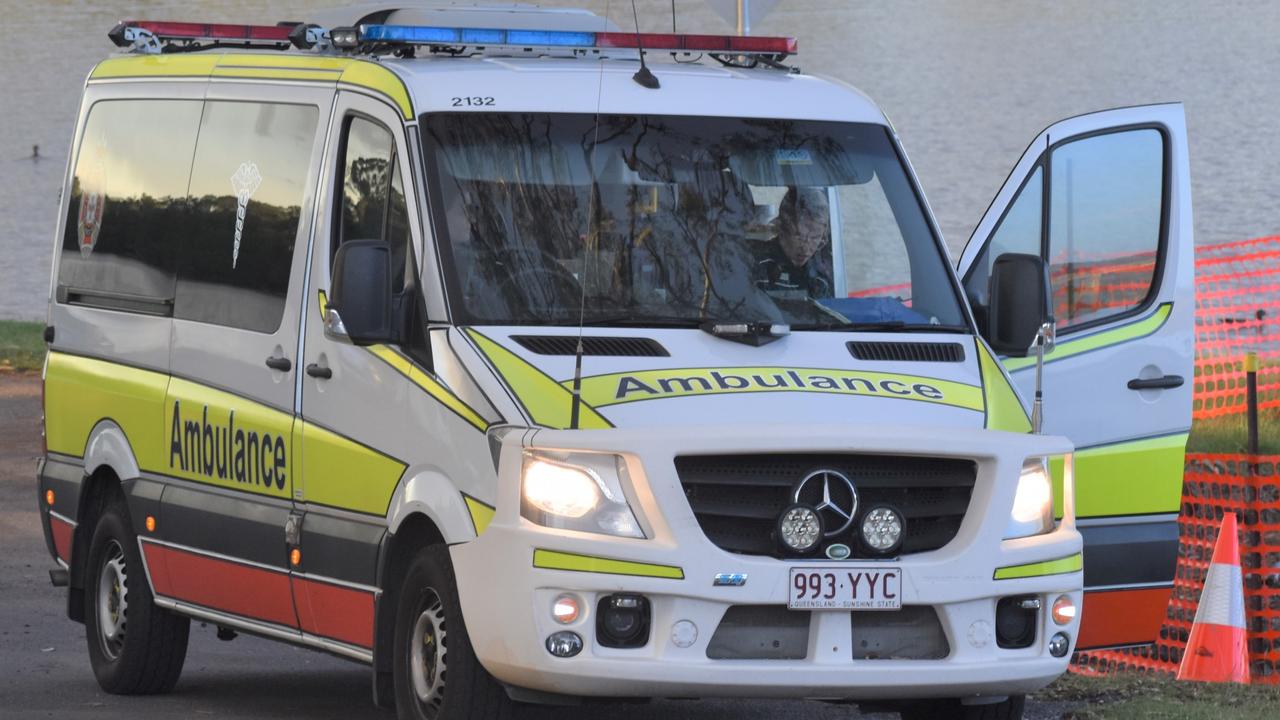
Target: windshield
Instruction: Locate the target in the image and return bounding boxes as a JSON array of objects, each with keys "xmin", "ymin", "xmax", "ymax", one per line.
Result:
[{"xmin": 421, "ymin": 113, "xmax": 967, "ymax": 329}]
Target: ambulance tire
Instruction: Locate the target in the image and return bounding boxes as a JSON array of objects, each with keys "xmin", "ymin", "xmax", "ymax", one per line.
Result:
[
  {"xmin": 83, "ymin": 495, "xmax": 190, "ymax": 694},
  {"xmin": 899, "ymin": 695, "xmax": 1025, "ymax": 720},
  {"xmin": 393, "ymin": 545, "xmax": 518, "ymax": 720}
]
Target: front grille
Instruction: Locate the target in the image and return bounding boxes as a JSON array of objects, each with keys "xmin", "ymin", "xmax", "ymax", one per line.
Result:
[{"xmin": 675, "ymin": 454, "xmax": 976, "ymax": 558}]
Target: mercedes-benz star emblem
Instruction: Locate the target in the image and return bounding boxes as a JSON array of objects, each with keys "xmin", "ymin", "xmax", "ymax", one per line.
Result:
[{"xmin": 793, "ymin": 469, "xmax": 858, "ymax": 537}]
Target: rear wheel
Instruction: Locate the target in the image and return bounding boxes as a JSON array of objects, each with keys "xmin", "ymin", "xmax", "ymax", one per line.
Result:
[
  {"xmin": 900, "ymin": 695, "xmax": 1025, "ymax": 720},
  {"xmin": 83, "ymin": 495, "xmax": 190, "ymax": 694},
  {"xmin": 392, "ymin": 544, "xmax": 519, "ymax": 720}
]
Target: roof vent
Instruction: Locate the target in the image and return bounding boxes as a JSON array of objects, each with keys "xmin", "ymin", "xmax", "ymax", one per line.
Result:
[
  {"xmin": 847, "ymin": 341, "xmax": 965, "ymax": 363},
  {"xmin": 512, "ymin": 335, "xmax": 669, "ymax": 357}
]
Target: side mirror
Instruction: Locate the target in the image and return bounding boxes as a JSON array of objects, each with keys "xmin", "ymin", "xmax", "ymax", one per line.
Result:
[
  {"xmin": 330, "ymin": 240, "xmax": 396, "ymax": 346},
  {"xmin": 987, "ymin": 252, "xmax": 1053, "ymax": 357}
]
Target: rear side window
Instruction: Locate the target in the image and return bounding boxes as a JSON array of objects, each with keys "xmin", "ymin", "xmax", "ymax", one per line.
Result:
[
  {"xmin": 175, "ymin": 101, "xmax": 319, "ymax": 333},
  {"xmin": 57, "ymin": 100, "xmax": 202, "ymax": 313}
]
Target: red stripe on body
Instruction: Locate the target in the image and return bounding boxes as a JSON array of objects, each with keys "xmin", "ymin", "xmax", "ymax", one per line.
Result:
[
  {"xmin": 291, "ymin": 576, "xmax": 375, "ymax": 648},
  {"xmin": 145, "ymin": 543, "xmax": 298, "ymax": 629},
  {"xmin": 49, "ymin": 514, "xmax": 74, "ymax": 564},
  {"xmin": 1077, "ymin": 586, "xmax": 1173, "ymax": 650}
]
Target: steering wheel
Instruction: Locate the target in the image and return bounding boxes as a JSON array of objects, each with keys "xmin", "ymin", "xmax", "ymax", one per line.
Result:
[{"xmin": 491, "ymin": 248, "xmax": 584, "ymax": 317}]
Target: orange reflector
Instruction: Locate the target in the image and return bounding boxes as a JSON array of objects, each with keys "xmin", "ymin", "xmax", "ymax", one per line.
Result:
[
  {"xmin": 145, "ymin": 515, "xmax": 156, "ymax": 533},
  {"xmin": 290, "ymin": 548, "xmax": 302, "ymax": 566},
  {"xmin": 45, "ymin": 489, "xmax": 55, "ymax": 506},
  {"xmin": 552, "ymin": 594, "xmax": 581, "ymax": 624},
  {"xmin": 1052, "ymin": 595, "xmax": 1077, "ymax": 625}
]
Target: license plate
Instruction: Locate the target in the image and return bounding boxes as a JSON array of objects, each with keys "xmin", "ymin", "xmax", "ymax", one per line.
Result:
[{"xmin": 788, "ymin": 566, "xmax": 902, "ymax": 610}]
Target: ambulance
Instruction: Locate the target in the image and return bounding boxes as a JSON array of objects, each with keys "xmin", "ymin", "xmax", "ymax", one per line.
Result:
[{"xmin": 35, "ymin": 5, "xmax": 1193, "ymax": 719}]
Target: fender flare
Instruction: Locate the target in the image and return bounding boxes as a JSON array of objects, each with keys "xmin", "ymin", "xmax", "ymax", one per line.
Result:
[
  {"xmin": 384, "ymin": 467, "xmax": 478, "ymax": 543},
  {"xmin": 83, "ymin": 419, "xmax": 141, "ymax": 482}
]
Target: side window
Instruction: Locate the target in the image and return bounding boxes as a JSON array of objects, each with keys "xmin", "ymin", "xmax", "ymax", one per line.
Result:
[
  {"xmin": 175, "ymin": 101, "xmax": 318, "ymax": 333},
  {"xmin": 963, "ymin": 166, "xmax": 1042, "ymax": 323},
  {"xmin": 57, "ymin": 100, "xmax": 203, "ymax": 313},
  {"xmin": 335, "ymin": 116, "xmax": 410, "ymax": 293},
  {"xmin": 1048, "ymin": 130, "xmax": 1163, "ymax": 329}
]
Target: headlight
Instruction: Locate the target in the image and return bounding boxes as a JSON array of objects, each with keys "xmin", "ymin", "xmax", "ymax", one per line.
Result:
[
  {"xmin": 1006, "ymin": 458, "xmax": 1054, "ymax": 539},
  {"xmin": 521, "ymin": 451, "xmax": 644, "ymax": 538}
]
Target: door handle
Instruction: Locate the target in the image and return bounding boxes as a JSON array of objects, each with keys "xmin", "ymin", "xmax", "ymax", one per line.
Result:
[
  {"xmin": 305, "ymin": 363, "xmax": 332, "ymax": 380},
  {"xmin": 265, "ymin": 355, "xmax": 292, "ymax": 372},
  {"xmin": 1127, "ymin": 375, "xmax": 1184, "ymax": 391}
]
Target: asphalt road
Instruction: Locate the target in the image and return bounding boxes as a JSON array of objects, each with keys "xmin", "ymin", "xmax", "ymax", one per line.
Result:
[{"xmin": 0, "ymin": 372, "xmax": 1075, "ymax": 719}]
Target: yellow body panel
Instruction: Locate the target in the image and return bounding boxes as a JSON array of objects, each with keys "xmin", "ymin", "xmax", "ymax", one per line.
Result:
[
  {"xmin": 300, "ymin": 421, "xmax": 407, "ymax": 516},
  {"xmin": 994, "ymin": 552, "xmax": 1083, "ymax": 580},
  {"xmin": 91, "ymin": 52, "xmax": 413, "ymax": 119},
  {"xmin": 45, "ymin": 353, "xmax": 169, "ymax": 467},
  {"xmin": 976, "ymin": 340, "xmax": 1033, "ymax": 433},
  {"xmin": 466, "ymin": 329, "xmax": 611, "ymax": 430},
  {"xmin": 464, "ymin": 495, "xmax": 496, "ymax": 535},
  {"xmin": 533, "ymin": 549, "xmax": 684, "ymax": 580}
]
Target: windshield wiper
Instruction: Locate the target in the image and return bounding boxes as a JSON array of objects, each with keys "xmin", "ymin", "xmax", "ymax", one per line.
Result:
[{"xmin": 791, "ymin": 320, "xmax": 970, "ymax": 333}]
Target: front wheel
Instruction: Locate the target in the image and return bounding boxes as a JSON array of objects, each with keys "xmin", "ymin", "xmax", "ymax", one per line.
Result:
[
  {"xmin": 392, "ymin": 545, "xmax": 518, "ymax": 720},
  {"xmin": 83, "ymin": 495, "xmax": 190, "ymax": 694},
  {"xmin": 900, "ymin": 695, "xmax": 1025, "ymax": 720}
]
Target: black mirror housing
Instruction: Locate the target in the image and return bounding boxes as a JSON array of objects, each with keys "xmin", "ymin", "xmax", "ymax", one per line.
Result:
[
  {"xmin": 987, "ymin": 252, "xmax": 1052, "ymax": 357},
  {"xmin": 331, "ymin": 240, "xmax": 396, "ymax": 346}
]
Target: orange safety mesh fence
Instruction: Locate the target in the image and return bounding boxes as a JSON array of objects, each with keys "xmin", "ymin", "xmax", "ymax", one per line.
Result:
[
  {"xmin": 1071, "ymin": 453, "xmax": 1280, "ymax": 683},
  {"xmin": 1048, "ymin": 251, "xmax": 1156, "ymax": 329},
  {"xmin": 1194, "ymin": 236, "xmax": 1280, "ymax": 418}
]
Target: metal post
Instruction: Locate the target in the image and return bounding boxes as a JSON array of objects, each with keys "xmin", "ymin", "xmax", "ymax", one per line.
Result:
[
  {"xmin": 737, "ymin": 0, "xmax": 750, "ymax": 36},
  {"xmin": 1245, "ymin": 351, "xmax": 1259, "ymax": 455}
]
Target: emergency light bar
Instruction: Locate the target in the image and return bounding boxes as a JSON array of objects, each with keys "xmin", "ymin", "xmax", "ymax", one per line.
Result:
[
  {"xmin": 109, "ymin": 20, "xmax": 293, "ymax": 52},
  {"xmin": 353, "ymin": 24, "xmax": 798, "ymax": 57},
  {"xmin": 108, "ymin": 19, "xmax": 798, "ymax": 62}
]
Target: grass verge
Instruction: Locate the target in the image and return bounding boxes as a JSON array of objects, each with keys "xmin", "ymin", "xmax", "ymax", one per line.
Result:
[
  {"xmin": 0, "ymin": 320, "xmax": 45, "ymax": 372},
  {"xmin": 1036, "ymin": 671, "xmax": 1280, "ymax": 719},
  {"xmin": 1187, "ymin": 410, "xmax": 1280, "ymax": 454}
]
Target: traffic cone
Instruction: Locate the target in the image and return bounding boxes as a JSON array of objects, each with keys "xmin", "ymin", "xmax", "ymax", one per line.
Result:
[{"xmin": 1177, "ymin": 511, "xmax": 1250, "ymax": 684}]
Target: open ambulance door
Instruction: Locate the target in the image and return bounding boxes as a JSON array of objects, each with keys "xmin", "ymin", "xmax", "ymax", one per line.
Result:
[{"xmin": 958, "ymin": 104, "xmax": 1194, "ymax": 650}]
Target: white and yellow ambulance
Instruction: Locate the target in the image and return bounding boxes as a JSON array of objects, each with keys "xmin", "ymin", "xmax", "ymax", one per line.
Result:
[{"xmin": 36, "ymin": 5, "xmax": 1193, "ymax": 719}]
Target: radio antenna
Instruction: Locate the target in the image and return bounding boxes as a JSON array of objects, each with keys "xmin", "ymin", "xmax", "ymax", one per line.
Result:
[
  {"xmin": 570, "ymin": 0, "xmax": 614, "ymax": 429},
  {"xmin": 630, "ymin": 0, "xmax": 660, "ymax": 89}
]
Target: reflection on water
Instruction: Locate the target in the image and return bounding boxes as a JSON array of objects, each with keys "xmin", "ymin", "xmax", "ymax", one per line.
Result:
[{"xmin": 4, "ymin": 0, "xmax": 1278, "ymax": 319}]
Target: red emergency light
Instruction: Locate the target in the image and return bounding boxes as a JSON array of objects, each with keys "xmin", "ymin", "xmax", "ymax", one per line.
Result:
[
  {"xmin": 109, "ymin": 20, "xmax": 293, "ymax": 50},
  {"xmin": 595, "ymin": 31, "xmax": 797, "ymax": 56}
]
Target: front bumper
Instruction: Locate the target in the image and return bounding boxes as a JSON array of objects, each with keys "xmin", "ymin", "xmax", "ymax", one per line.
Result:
[{"xmin": 452, "ymin": 423, "xmax": 1081, "ymax": 701}]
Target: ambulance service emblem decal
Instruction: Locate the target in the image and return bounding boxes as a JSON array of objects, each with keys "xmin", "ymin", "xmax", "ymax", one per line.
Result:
[
  {"xmin": 76, "ymin": 139, "xmax": 108, "ymax": 257},
  {"xmin": 230, "ymin": 162, "xmax": 263, "ymax": 268}
]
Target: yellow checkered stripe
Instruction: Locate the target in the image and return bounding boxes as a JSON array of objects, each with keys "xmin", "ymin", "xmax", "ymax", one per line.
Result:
[{"xmin": 90, "ymin": 53, "xmax": 413, "ymax": 119}]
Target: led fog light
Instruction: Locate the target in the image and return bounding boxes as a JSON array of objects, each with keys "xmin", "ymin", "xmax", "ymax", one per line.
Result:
[
  {"xmin": 1048, "ymin": 632, "xmax": 1071, "ymax": 658},
  {"xmin": 860, "ymin": 505, "xmax": 904, "ymax": 553},
  {"xmin": 1052, "ymin": 595, "xmax": 1077, "ymax": 626},
  {"xmin": 545, "ymin": 631, "xmax": 583, "ymax": 658},
  {"xmin": 778, "ymin": 504, "xmax": 822, "ymax": 554}
]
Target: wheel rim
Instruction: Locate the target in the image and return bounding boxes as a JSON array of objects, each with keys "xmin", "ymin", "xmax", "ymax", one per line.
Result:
[
  {"xmin": 96, "ymin": 539, "xmax": 128, "ymax": 661},
  {"xmin": 409, "ymin": 588, "xmax": 447, "ymax": 715}
]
